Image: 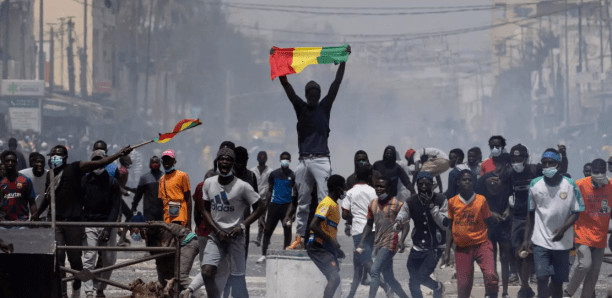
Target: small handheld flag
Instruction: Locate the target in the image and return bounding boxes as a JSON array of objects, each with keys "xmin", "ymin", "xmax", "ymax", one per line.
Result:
[
  {"xmin": 132, "ymin": 119, "xmax": 202, "ymax": 149},
  {"xmin": 269, "ymin": 44, "xmax": 349, "ymax": 80}
]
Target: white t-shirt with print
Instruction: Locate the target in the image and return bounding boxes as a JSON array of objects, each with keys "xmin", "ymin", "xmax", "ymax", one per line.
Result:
[
  {"xmin": 202, "ymin": 176, "xmax": 260, "ymax": 231},
  {"xmin": 341, "ymin": 183, "xmax": 377, "ymax": 235},
  {"xmin": 528, "ymin": 176, "xmax": 584, "ymax": 250}
]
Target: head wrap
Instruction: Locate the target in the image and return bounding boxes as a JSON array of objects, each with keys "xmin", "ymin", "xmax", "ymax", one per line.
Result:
[
  {"xmin": 405, "ymin": 149, "xmax": 416, "ymax": 159},
  {"xmin": 417, "ymin": 171, "xmax": 434, "ymax": 183},
  {"xmin": 541, "ymin": 151, "xmax": 561, "ymax": 162},
  {"xmin": 217, "ymin": 147, "xmax": 235, "ymax": 159}
]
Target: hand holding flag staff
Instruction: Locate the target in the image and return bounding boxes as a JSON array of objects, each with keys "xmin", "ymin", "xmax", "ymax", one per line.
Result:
[
  {"xmin": 131, "ymin": 118, "xmax": 203, "ymax": 149},
  {"xmin": 269, "ymin": 44, "xmax": 351, "ymax": 80}
]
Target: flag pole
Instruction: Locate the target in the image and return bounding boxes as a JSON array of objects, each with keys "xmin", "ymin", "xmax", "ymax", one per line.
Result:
[{"xmin": 131, "ymin": 140, "xmax": 155, "ymax": 150}]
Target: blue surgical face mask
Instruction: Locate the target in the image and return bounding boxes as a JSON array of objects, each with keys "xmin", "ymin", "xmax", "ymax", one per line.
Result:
[
  {"xmin": 50, "ymin": 155, "xmax": 64, "ymax": 168},
  {"xmin": 280, "ymin": 159, "xmax": 290, "ymax": 168},
  {"xmin": 164, "ymin": 166, "xmax": 175, "ymax": 173},
  {"xmin": 491, "ymin": 147, "xmax": 502, "ymax": 157},
  {"xmin": 542, "ymin": 167, "xmax": 558, "ymax": 178},
  {"xmin": 378, "ymin": 193, "xmax": 389, "ymax": 202}
]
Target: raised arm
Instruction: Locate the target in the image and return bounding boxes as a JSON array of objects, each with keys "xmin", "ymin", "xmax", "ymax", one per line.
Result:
[
  {"xmin": 326, "ymin": 61, "xmax": 346, "ymax": 102},
  {"xmin": 279, "ymin": 75, "xmax": 305, "ymax": 108}
]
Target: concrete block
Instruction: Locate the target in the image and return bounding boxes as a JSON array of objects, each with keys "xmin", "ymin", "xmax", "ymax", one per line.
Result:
[{"xmin": 266, "ymin": 249, "xmax": 341, "ymax": 298}]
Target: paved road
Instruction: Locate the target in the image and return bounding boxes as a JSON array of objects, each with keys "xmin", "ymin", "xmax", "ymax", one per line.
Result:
[{"xmin": 68, "ymin": 221, "xmax": 612, "ymax": 297}]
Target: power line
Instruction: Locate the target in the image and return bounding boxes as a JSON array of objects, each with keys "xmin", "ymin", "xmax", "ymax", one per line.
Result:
[
  {"xmin": 254, "ymin": 5, "xmax": 574, "ymax": 45},
  {"xmin": 222, "ymin": 4, "xmax": 495, "ymax": 16},
  {"xmin": 206, "ymin": 1, "xmax": 550, "ymax": 11}
]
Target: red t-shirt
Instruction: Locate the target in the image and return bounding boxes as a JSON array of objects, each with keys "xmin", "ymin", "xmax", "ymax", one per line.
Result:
[
  {"xmin": 480, "ymin": 158, "xmax": 495, "ymax": 177},
  {"xmin": 193, "ymin": 181, "xmax": 211, "ymax": 237},
  {"xmin": 574, "ymin": 177, "xmax": 612, "ymax": 248}
]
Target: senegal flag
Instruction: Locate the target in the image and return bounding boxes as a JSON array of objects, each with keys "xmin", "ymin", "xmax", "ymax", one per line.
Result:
[{"xmin": 269, "ymin": 44, "xmax": 349, "ymax": 80}]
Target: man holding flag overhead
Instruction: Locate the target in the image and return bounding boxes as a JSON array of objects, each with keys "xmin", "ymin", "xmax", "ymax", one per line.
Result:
[{"xmin": 273, "ymin": 44, "xmax": 350, "ymax": 249}]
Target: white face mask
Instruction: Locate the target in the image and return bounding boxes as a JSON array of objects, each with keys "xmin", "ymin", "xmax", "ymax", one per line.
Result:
[
  {"xmin": 512, "ymin": 163, "xmax": 525, "ymax": 173},
  {"xmin": 592, "ymin": 173, "xmax": 609, "ymax": 186},
  {"xmin": 491, "ymin": 147, "xmax": 502, "ymax": 157}
]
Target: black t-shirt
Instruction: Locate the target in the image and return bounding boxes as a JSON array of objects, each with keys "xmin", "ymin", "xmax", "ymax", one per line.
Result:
[
  {"xmin": 476, "ymin": 172, "xmax": 511, "ymax": 215},
  {"xmin": 371, "ymin": 161, "xmax": 410, "ymax": 198},
  {"xmin": 293, "ymin": 98, "xmax": 333, "ymax": 155},
  {"xmin": 508, "ymin": 164, "xmax": 541, "ymax": 220},
  {"xmin": 46, "ymin": 161, "xmax": 85, "ymax": 219}
]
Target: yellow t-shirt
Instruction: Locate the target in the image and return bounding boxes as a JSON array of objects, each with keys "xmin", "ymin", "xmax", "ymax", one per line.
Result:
[
  {"xmin": 159, "ymin": 170, "xmax": 191, "ymax": 226},
  {"xmin": 309, "ymin": 196, "xmax": 340, "ymax": 250}
]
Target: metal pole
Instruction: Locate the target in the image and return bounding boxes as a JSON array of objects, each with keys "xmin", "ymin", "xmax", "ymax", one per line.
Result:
[
  {"xmin": 80, "ymin": 0, "xmax": 88, "ymax": 98},
  {"xmin": 49, "ymin": 24, "xmax": 54, "ymax": 93},
  {"xmin": 59, "ymin": 17, "xmax": 65, "ymax": 87},
  {"xmin": 564, "ymin": 0, "xmax": 570, "ymax": 124},
  {"xmin": 143, "ymin": 0, "xmax": 154, "ymax": 114},
  {"xmin": 38, "ymin": 0, "xmax": 44, "ymax": 81},
  {"xmin": 2, "ymin": 0, "xmax": 10, "ymax": 79},
  {"xmin": 50, "ymin": 168, "xmax": 56, "ymax": 230}
]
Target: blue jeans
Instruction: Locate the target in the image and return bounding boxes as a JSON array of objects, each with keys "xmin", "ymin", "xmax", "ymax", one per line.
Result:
[
  {"xmin": 369, "ymin": 247, "xmax": 409, "ymax": 298},
  {"xmin": 407, "ymin": 248, "xmax": 443, "ymax": 298}
]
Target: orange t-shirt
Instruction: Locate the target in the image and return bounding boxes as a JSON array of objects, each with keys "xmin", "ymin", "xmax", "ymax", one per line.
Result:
[
  {"xmin": 574, "ymin": 177, "xmax": 612, "ymax": 248},
  {"xmin": 448, "ymin": 193, "xmax": 491, "ymax": 248},
  {"xmin": 159, "ymin": 170, "xmax": 191, "ymax": 226}
]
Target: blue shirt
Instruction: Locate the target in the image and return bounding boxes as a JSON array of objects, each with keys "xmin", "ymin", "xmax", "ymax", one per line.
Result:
[{"xmin": 268, "ymin": 168, "xmax": 295, "ymax": 204}]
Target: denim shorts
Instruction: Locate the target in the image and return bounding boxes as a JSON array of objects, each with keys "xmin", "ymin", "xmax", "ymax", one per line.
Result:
[{"xmin": 532, "ymin": 244, "xmax": 570, "ymax": 283}]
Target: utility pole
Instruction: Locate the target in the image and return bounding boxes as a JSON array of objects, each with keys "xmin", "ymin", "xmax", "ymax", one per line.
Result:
[
  {"xmin": 59, "ymin": 17, "xmax": 66, "ymax": 88},
  {"xmin": 48, "ymin": 24, "xmax": 54, "ymax": 93},
  {"xmin": 143, "ymin": 0, "xmax": 154, "ymax": 114},
  {"xmin": 67, "ymin": 18, "xmax": 75, "ymax": 96},
  {"xmin": 564, "ymin": 0, "xmax": 570, "ymax": 124},
  {"xmin": 3, "ymin": 0, "xmax": 10, "ymax": 79},
  {"xmin": 20, "ymin": 1, "xmax": 25, "ymax": 79},
  {"xmin": 38, "ymin": 0, "xmax": 45, "ymax": 81},
  {"xmin": 80, "ymin": 0, "xmax": 88, "ymax": 98}
]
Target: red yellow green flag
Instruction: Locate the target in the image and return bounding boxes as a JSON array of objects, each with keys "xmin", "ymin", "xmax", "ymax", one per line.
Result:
[
  {"xmin": 154, "ymin": 119, "xmax": 202, "ymax": 144},
  {"xmin": 269, "ymin": 44, "xmax": 349, "ymax": 80}
]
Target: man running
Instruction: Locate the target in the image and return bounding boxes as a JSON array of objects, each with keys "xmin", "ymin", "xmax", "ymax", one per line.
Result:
[
  {"xmin": 446, "ymin": 148, "xmax": 471, "ymax": 199},
  {"xmin": 359, "ymin": 176, "xmax": 410, "ymax": 298},
  {"xmin": 520, "ymin": 148, "xmax": 583, "ymax": 298},
  {"xmin": 442, "ymin": 169, "xmax": 499, "ymax": 298},
  {"xmin": 18, "ymin": 152, "xmax": 47, "ymax": 219},
  {"xmin": 200, "ymin": 147, "xmax": 265, "ymax": 298},
  {"xmin": 481, "ymin": 135, "xmax": 508, "ymax": 176},
  {"xmin": 396, "ymin": 171, "xmax": 448, "ymax": 298},
  {"xmin": 0, "ymin": 150, "xmax": 37, "ymax": 222},
  {"xmin": 565, "ymin": 158, "xmax": 611, "ymax": 297},
  {"xmin": 306, "ymin": 174, "xmax": 346, "ymax": 298},
  {"xmin": 278, "ymin": 46, "xmax": 350, "ymax": 249},
  {"xmin": 467, "ymin": 147, "xmax": 483, "ymax": 180},
  {"xmin": 132, "ymin": 156, "xmax": 164, "ymax": 221}
]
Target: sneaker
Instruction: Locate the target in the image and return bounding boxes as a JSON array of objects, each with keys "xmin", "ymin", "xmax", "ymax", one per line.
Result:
[
  {"xmin": 517, "ymin": 288, "xmax": 536, "ymax": 298},
  {"xmin": 251, "ymin": 239, "xmax": 261, "ymax": 247},
  {"xmin": 360, "ymin": 275, "xmax": 370, "ymax": 286},
  {"xmin": 256, "ymin": 256, "xmax": 266, "ymax": 264},
  {"xmin": 563, "ymin": 289, "xmax": 572, "ymax": 297},
  {"xmin": 85, "ymin": 293, "xmax": 94, "ymax": 298},
  {"xmin": 95, "ymin": 290, "xmax": 105, "ymax": 297},
  {"xmin": 502, "ymin": 293, "xmax": 510, "ymax": 298},
  {"xmin": 286, "ymin": 236, "xmax": 304, "ymax": 250},
  {"xmin": 433, "ymin": 282, "xmax": 444, "ymax": 298},
  {"xmin": 508, "ymin": 273, "xmax": 519, "ymax": 284}
]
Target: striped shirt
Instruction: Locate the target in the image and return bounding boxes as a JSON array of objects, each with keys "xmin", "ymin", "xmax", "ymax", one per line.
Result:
[{"xmin": 367, "ymin": 197, "xmax": 403, "ymax": 252}]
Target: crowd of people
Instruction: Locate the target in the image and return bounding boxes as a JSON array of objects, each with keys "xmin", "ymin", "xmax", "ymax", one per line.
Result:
[{"xmin": 0, "ymin": 53, "xmax": 612, "ymax": 298}]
